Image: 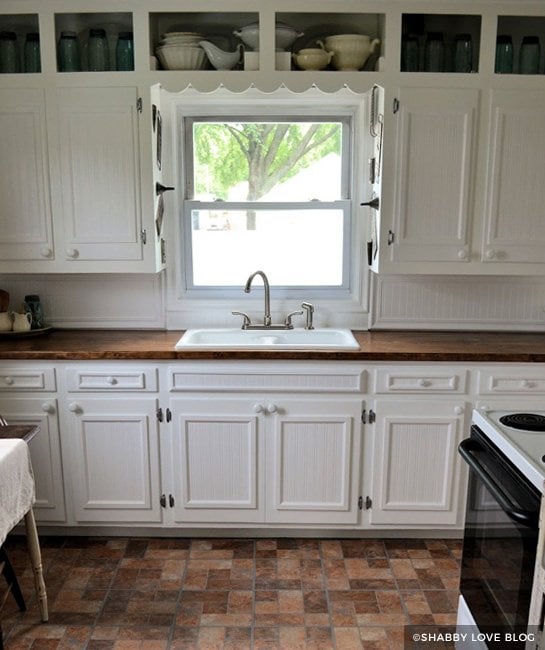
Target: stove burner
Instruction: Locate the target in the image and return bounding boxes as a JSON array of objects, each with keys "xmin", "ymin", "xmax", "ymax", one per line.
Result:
[{"xmin": 499, "ymin": 413, "xmax": 545, "ymax": 431}]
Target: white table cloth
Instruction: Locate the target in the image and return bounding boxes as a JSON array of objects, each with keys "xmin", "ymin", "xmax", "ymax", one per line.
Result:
[
  {"xmin": 0, "ymin": 439, "xmax": 35, "ymax": 546},
  {"xmin": 0, "ymin": 438, "xmax": 48, "ymax": 621}
]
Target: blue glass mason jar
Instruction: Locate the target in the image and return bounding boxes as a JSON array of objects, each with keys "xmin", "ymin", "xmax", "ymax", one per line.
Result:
[
  {"xmin": 424, "ymin": 32, "xmax": 444, "ymax": 72},
  {"xmin": 454, "ymin": 33, "xmax": 473, "ymax": 73},
  {"xmin": 116, "ymin": 31, "xmax": 134, "ymax": 71},
  {"xmin": 519, "ymin": 35, "xmax": 540, "ymax": 74},
  {"xmin": 0, "ymin": 31, "xmax": 18, "ymax": 73},
  {"xmin": 58, "ymin": 31, "xmax": 80, "ymax": 71},
  {"xmin": 88, "ymin": 28, "xmax": 109, "ymax": 71},
  {"xmin": 24, "ymin": 32, "xmax": 41, "ymax": 73},
  {"xmin": 495, "ymin": 34, "xmax": 513, "ymax": 73},
  {"xmin": 401, "ymin": 35, "xmax": 419, "ymax": 72}
]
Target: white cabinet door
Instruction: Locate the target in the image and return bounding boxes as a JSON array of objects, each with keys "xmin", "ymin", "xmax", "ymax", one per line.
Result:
[
  {"xmin": 369, "ymin": 399, "xmax": 466, "ymax": 526},
  {"xmin": 170, "ymin": 397, "xmax": 264, "ymax": 524},
  {"xmin": 0, "ymin": 397, "xmax": 65, "ymax": 522},
  {"xmin": 0, "ymin": 89, "xmax": 54, "ymax": 267},
  {"xmin": 390, "ymin": 87, "xmax": 478, "ymax": 264},
  {"xmin": 266, "ymin": 398, "xmax": 363, "ymax": 525},
  {"xmin": 482, "ymin": 90, "xmax": 545, "ymax": 265},
  {"xmin": 63, "ymin": 397, "xmax": 162, "ymax": 523},
  {"xmin": 55, "ymin": 87, "xmax": 143, "ymax": 263}
]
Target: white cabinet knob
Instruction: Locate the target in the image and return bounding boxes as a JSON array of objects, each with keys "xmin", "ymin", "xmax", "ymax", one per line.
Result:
[
  {"xmin": 454, "ymin": 405, "xmax": 464, "ymax": 415},
  {"xmin": 4, "ymin": 376, "xmax": 14, "ymax": 385},
  {"xmin": 41, "ymin": 402, "xmax": 54, "ymax": 414},
  {"xmin": 457, "ymin": 249, "xmax": 468, "ymax": 260},
  {"xmin": 68, "ymin": 402, "xmax": 80, "ymax": 413},
  {"xmin": 485, "ymin": 249, "xmax": 496, "ymax": 260},
  {"xmin": 40, "ymin": 247, "xmax": 53, "ymax": 258},
  {"xmin": 106, "ymin": 376, "xmax": 117, "ymax": 385},
  {"xmin": 253, "ymin": 404, "xmax": 264, "ymax": 413},
  {"xmin": 266, "ymin": 404, "xmax": 278, "ymax": 414},
  {"xmin": 417, "ymin": 378, "xmax": 430, "ymax": 387},
  {"xmin": 521, "ymin": 379, "xmax": 533, "ymax": 389},
  {"xmin": 66, "ymin": 248, "xmax": 78, "ymax": 258}
]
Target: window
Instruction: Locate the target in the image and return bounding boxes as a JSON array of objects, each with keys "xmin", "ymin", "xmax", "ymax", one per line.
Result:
[{"xmin": 181, "ymin": 113, "xmax": 354, "ymax": 293}]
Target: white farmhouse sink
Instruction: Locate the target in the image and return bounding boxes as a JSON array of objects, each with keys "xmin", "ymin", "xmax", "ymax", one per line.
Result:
[{"xmin": 175, "ymin": 328, "xmax": 360, "ymax": 350}]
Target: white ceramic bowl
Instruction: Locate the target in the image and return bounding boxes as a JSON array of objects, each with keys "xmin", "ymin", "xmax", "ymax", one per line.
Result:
[
  {"xmin": 319, "ymin": 34, "xmax": 380, "ymax": 71},
  {"xmin": 160, "ymin": 35, "xmax": 203, "ymax": 46},
  {"xmin": 293, "ymin": 47, "xmax": 332, "ymax": 70},
  {"xmin": 233, "ymin": 22, "xmax": 302, "ymax": 51},
  {"xmin": 155, "ymin": 44, "xmax": 207, "ymax": 70}
]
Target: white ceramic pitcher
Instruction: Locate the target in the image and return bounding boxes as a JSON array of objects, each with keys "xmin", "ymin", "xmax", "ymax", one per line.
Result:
[{"xmin": 12, "ymin": 311, "xmax": 32, "ymax": 332}]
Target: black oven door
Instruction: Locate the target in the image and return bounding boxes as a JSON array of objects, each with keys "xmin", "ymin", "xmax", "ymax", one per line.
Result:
[{"xmin": 458, "ymin": 426, "xmax": 540, "ymax": 645}]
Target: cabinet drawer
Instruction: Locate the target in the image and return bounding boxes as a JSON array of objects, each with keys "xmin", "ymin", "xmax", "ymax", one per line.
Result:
[
  {"xmin": 0, "ymin": 367, "xmax": 56, "ymax": 391},
  {"xmin": 66, "ymin": 367, "xmax": 158, "ymax": 392},
  {"xmin": 375, "ymin": 367, "xmax": 467, "ymax": 394},
  {"xmin": 168, "ymin": 364, "xmax": 365, "ymax": 393},
  {"xmin": 478, "ymin": 368, "xmax": 545, "ymax": 395}
]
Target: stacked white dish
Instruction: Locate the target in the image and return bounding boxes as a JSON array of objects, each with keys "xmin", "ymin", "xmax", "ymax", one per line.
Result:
[{"xmin": 155, "ymin": 31, "xmax": 207, "ymax": 70}]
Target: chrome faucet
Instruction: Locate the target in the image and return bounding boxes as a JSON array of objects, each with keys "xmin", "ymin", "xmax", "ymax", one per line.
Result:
[
  {"xmin": 244, "ymin": 270, "xmax": 271, "ymax": 326},
  {"xmin": 301, "ymin": 302, "xmax": 314, "ymax": 330}
]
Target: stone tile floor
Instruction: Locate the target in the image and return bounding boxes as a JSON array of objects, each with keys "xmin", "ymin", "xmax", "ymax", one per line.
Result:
[{"xmin": 1, "ymin": 536, "xmax": 461, "ymax": 649}]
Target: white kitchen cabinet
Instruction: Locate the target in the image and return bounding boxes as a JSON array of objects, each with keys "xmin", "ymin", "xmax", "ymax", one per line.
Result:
[
  {"xmin": 481, "ymin": 90, "xmax": 545, "ymax": 265},
  {"xmin": 0, "ymin": 364, "xmax": 65, "ymax": 523},
  {"xmin": 0, "ymin": 89, "xmax": 54, "ymax": 269},
  {"xmin": 265, "ymin": 398, "xmax": 363, "ymax": 525},
  {"xmin": 61, "ymin": 396, "xmax": 163, "ymax": 524},
  {"xmin": 169, "ymin": 397, "xmax": 264, "ymax": 524},
  {"xmin": 169, "ymin": 394, "xmax": 363, "ymax": 526},
  {"xmin": 53, "ymin": 86, "xmax": 145, "ymax": 266},
  {"xmin": 387, "ymin": 86, "xmax": 478, "ymax": 265},
  {"xmin": 367, "ymin": 398, "xmax": 467, "ymax": 527}
]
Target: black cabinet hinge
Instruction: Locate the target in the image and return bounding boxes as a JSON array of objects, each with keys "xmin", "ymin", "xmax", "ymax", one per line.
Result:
[
  {"xmin": 358, "ymin": 496, "xmax": 363, "ymax": 510},
  {"xmin": 160, "ymin": 493, "xmax": 166, "ymax": 507},
  {"xmin": 156, "ymin": 407, "xmax": 163, "ymax": 422},
  {"xmin": 137, "ymin": 97, "xmax": 143, "ymax": 113},
  {"xmin": 393, "ymin": 98, "xmax": 400, "ymax": 114},
  {"xmin": 365, "ymin": 496, "xmax": 372, "ymax": 509},
  {"xmin": 387, "ymin": 230, "xmax": 395, "ymax": 246},
  {"xmin": 166, "ymin": 408, "xmax": 172, "ymax": 423},
  {"xmin": 362, "ymin": 409, "xmax": 376, "ymax": 424},
  {"xmin": 169, "ymin": 494, "xmax": 175, "ymax": 507}
]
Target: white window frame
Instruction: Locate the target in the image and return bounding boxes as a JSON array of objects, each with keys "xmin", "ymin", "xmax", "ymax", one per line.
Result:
[
  {"xmin": 162, "ymin": 86, "xmax": 372, "ymax": 328},
  {"xmin": 183, "ymin": 113, "xmax": 352, "ymax": 295}
]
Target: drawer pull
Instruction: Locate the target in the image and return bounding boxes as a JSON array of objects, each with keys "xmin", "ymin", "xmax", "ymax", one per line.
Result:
[
  {"xmin": 520, "ymin": 379, "xmax": 533, "ymax": 389},
  {"xmin": 41, "ymin": 402, "xmax": 54, "ymax": 414},
  {"xmin": 454, "ymin": 405, "xmax": 464, "ymax": 415},
  {"xmin": 4, "ymin": 376, "xmax": 14, "ymax": 385},
  {"xmin": 106, "ymin": 376, "xmax": 118, "ymax": 385},
  {"xmin": 417, "ymin": 378, "xmax": 431, "ymax": 387},
  {"xmin": 68, "ymin": 402, "xmax": 80, "ymax": 413},
  {"xmin": 266, "ymin": 404, "xmax": 278, "ymax": 414},
  {"xmin": 253, "ymin": 404, "xmax": 264, "ymax": 414}
]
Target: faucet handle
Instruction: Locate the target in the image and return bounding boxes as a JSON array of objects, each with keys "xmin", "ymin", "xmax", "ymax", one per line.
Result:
[
  {"xmin": 284, "ymin": 310, "xmax": 303, "ymax": 329},
  {"xmin": 301, "ymin": 302, "xmax": 315, "ymax": 330},
  {"xmin": 232, "ymin": 311, "xmax": 252, "ymax": 329}
]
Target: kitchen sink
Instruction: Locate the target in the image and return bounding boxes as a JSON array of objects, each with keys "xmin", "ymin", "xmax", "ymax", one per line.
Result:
[{"xmin": 175, "ymin": 328, "xmax": 360, "ymax": 350}]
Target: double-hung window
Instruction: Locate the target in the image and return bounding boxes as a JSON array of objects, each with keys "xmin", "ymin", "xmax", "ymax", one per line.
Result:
[{"xmin": 181, "ymin": 111, "xmax": 353, "ymax": 295}]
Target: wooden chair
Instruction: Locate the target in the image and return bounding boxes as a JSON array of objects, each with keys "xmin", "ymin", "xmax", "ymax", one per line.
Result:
[{"xmin": 0, "ymin": 546, "xmax": 26, "ymax": 650}]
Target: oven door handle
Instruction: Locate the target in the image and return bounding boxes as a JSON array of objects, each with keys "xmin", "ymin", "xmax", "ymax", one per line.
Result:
[{"xmin": 458, "ymin": 438, "xmax": 539, "ymax": 529}]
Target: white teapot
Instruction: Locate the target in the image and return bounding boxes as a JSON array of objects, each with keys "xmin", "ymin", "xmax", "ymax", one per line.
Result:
[{"xmin": 12, "ymin": 311, "xmax": 32, "ymax": 332}]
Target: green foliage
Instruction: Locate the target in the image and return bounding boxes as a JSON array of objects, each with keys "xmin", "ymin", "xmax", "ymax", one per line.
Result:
[{"xmin": 193, "ymin": 121, "xmax": 341, "ymax": 200}]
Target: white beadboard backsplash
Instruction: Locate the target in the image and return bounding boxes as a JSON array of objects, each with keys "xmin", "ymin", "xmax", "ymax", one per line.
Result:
[
  {"xmin": 1, "ymin": 272, "xmax": 545, "ymax": 331},
  {"xmin": 0, "ymin": 274, "xmax": 165, "ymax": 329},
  {"xmin": 371, "ymin": 275, "xmax": 545, "ymax": 330}
]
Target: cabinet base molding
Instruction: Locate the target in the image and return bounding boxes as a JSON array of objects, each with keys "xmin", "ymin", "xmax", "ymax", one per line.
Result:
[{"xmin": 31, "ymin": 525, "xmax": 463, "ymax": 539}]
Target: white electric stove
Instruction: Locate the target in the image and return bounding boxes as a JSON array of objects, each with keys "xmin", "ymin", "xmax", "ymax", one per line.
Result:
[
  {"xmin": 472, "ymin": 409, "xmax": 545, "ymax": 493},
  {"xmin": 457, "ymin": 409, "xmax": 545, "ymax": 648}
]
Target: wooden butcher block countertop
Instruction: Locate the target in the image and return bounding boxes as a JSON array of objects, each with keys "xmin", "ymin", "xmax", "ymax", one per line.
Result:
[{"xmin": 0, "ymin": 329, "xmax": 545, "ymax": 362}]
